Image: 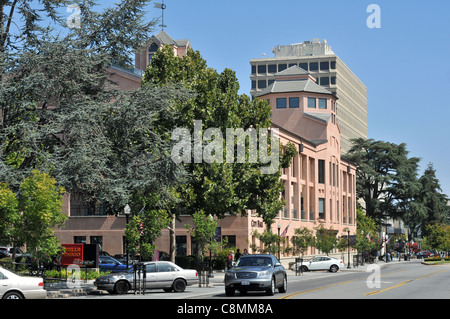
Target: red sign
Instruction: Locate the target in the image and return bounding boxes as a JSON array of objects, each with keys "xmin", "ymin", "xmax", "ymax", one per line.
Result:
[{"xmin": 61, "ymin": 244, "xmax": 84, "ymax": 266}]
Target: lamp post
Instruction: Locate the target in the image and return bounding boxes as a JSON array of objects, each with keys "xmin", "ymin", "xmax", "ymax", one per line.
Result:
[
  {"xmin": 347, "ymin": 228, "xmax": 351, "ymax": 269},
  {"xmin": 124, "ymin": 204, "xmax": 131, "ymax": 268},
  {"xmin": 277, "ymin": 222, "xmax": 281, "ymax": 260}
]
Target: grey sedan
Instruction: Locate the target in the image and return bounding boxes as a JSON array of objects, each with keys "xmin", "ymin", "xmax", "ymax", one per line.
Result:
[
  {"xmin": 0, "ymin": 267, "xmax": 47, "ymax": 299},
  {"xmin": 94, "ymin": 261, "xmax": 198, "ymax": 294},
  {"xmin": 224, "ymin": 254, "xmax": 287, "ymax": 296}
]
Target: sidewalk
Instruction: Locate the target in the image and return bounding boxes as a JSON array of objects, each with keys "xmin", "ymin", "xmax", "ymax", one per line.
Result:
[{"xmin": 44, "ymin": 260, "xmax": 396, "ymax": 298}]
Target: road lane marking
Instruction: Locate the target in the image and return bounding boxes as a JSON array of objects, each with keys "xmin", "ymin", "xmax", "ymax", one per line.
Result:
[
  {"xmin": 364, "ymin": 269, "xmax": 449, "ymax": 296},
  {"xmin": 279, "ymin": 269, "xmax": 407, "ymax": 299}
]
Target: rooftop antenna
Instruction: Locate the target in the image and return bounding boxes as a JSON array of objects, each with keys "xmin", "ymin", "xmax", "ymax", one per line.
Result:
[{"xmin": 154, "ymin": 0, "xmax": 167, "ymax": 31}]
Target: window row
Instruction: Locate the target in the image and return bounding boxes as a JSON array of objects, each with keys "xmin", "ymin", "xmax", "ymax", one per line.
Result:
[
  {"xmin": 251, "ymin": 76, "xmax": 336, "ymax": 90},
  {"xmin": 274, "ymin": 97, "xmax": 329, "ymax": 110},
  {"xmin": 251, "ymin": 61, "xmax": 336, "ymax": 75}
]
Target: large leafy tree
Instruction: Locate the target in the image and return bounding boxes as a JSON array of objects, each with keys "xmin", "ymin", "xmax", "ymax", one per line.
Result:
[
  {"xmin": 1, "ymin": 1, "xmax": 187, "ymax": 212},
  {"xmin": 412, "ymin": 164, "xmax": 450, "ymax": 237},
  {"xmin": 143, "ymin": 46, "xmax": 295, "ymax": 260},
  {"xmin": 343, "ymin": 138, "xmax": 421, "ymax": 223},
  {"xmin": 0, "ymin": 170, "xmax": 66, "ymax": 264}
]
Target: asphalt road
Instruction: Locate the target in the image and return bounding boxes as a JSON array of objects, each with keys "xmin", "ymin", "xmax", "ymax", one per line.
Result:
[{"xmin": 67, "ymin": 259, "xmax": 450, "ymax": 300}]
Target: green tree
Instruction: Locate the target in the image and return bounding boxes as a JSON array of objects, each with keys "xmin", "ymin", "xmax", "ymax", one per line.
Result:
[
  {"xmin": 355, "ymin": 207, "xmax": 380, "ymax": 254},
  {"xmin": 423, "ymin": 223, "xmax": 450, "ymax": 252},
  {"xmin": 1, "ymin": 2, "xmax": 187, "ymax": 213},
  {"xmin": 185, "ymin": 211, "xmax": 218, "ymax": 267},
  {"xmin": 16, "ymin": 170, "xmax": 66, "ymax": 263},
  {"xmin": 142, "ymin": 46, "xmax": 295, "ymax": 260},
  {"xmin": 0, "ymin": 183, "xmax": 19, "ymax": 248},
  {"xmin": 343, "ymin": 138, "xmax": 421, "ymax": 223},
  {"xmin": 250, "ymin": 230, "xmax": 283, "ymax": 256},
  {"xmin": 314, "ymin": 225, "xmax": 338, "ymax": 255},
  {"xmin": 291, "ymin": 226, "xmax": 314, "ymax": 257}
]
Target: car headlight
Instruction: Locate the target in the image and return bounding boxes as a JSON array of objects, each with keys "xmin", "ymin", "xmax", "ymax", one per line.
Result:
[
  {"xmin": 225, "ymin": 271, "xmax": 236, "ymax": 278},
  {"xmin": 257, "ymin": 271, "xmax": 270, "ymax": 277}
]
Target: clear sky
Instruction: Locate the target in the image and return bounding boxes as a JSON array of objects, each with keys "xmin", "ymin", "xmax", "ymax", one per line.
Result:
[
  {"xmin": 143, "ymin": 0, "xmax": 450, "ymax": 197},
  {"xmin": 55, "ymin": 1, "xmax": 450, "ymax": 197}
]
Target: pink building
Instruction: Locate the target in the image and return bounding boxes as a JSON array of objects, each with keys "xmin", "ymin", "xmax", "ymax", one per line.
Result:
[
  {"xmin": 155, "ymin": 66, "xmax": 357, "ymax": 259},
  {"xmin": 55, "ymin": 32, "xmax": 356, "ymax": 262}
]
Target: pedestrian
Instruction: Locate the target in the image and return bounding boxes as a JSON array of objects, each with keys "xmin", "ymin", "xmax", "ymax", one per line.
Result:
[
  {"xmin": 227, "ymin": 250, "xmax": 234, "ymax": 269},
  {"xmin": 243, "ymin": 249, "xmax": 249, "ymax": 255},
  {"xmin": 235, "ymin": 249, "xmax": 241, "ymax": 261}
]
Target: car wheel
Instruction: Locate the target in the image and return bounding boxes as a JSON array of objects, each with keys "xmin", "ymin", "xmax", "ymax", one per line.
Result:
[
  {"xmin": 225, "ymin": 288, "xmax": 235, "ymax": 296},
  {"xmin": 3, "ymin": 291, "xmax": 23, "ymax": 299},
  {"xmin": 330, "ymin": 265, "xmax": 339, "ymax": 273},
  {"xmin": 266, "ymin": 277, "xmax": 275, "ymax": 296},
  {"xmin": 172, "ymin": 279, "xmax": 187, "ymax": 292},
  {"xmin": 300, "ymin": 265, "xmax": 308, "ymax": 272},
  {"xmin": 114, "ymin": 280, "xmax": 130, "ymax": 294},
  {"xmin": 278, "ymin": 276, "xmax": 287, "ymax": 293}
]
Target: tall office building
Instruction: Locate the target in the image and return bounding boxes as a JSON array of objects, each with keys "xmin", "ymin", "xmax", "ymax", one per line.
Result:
[{"xmin": 250, "ymin": 39, "xmax": 367, "ymax": 153}]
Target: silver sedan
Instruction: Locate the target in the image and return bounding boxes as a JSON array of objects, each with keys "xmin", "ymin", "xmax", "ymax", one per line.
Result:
[
  {"xmin": 0, "ymin": 267, "xmax": 47, "ymax": 299},
  {"xmin": 94, "ymin": 261, "xmax": 198, "ymax": 294},
  {"xmin": 224, "ymin": 254, "xmax": 287, "ymax": 296}
]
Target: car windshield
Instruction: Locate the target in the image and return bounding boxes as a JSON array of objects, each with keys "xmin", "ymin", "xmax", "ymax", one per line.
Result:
[{"xmin": 236, "ymin": 257, "xmax": 272, "ymax": 267}]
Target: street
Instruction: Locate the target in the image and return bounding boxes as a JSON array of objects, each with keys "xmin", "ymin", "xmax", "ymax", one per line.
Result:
[{"xmin": 66, "ymin": 259, "xmax": 450, "ymax": 300}]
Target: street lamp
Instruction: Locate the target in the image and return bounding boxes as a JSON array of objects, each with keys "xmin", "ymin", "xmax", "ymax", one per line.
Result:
[
  {"xmin": 347, "ymin": 228, "xmax": 351, "ymax": 269},
  {"xmin": 277, "ymin": 222, "xmax": 281, "ymax": 260},
  {"xmin": 124, "ymin": 204, "xmax": 131, "ymax": 268}
]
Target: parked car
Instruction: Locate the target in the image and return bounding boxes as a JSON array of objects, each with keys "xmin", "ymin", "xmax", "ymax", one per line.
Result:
[
  {"xmin": 0, "ymin": 247, "xmax": 26, "ymax": 260},
  {"xmin": 416, "ymin": 251, "xmax": 433, "ymax": 259},
  {"xmin": 224, "ymin": 254, "xmax": 287, "ymax": 296},
  {"xmin": 0, "ymin": 266, "xmax": 47, "ymax": 299},
  {"xmin": 94, "ymin": 261, "xmax": 198, "ymax": 294},
  {"xmin": 98, "ymin": 256, "xmax": 132, "ymax": 273},
  {"xmin": 292, "ymin": 256, "xmax": 344, "ymax": 273}
]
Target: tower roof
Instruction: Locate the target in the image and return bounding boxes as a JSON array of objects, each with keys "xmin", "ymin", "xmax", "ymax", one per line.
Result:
[{"xmin": 254, "ymin": 66, "xmax": 334, "ymax": 97}]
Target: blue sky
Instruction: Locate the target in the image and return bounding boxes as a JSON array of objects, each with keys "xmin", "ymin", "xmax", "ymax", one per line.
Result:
[
  {"xmin": 58, "ymin": 1, "xmax": 450, "ymax": 196},
  {"xmin": 142, "ymin": 0, "xmax": 450, "ymax": 197}
]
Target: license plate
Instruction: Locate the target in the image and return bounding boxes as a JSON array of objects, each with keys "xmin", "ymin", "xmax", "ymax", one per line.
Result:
[{"xmin": 241, "ymin": 280, "xmax": 250, "ymax": 285}]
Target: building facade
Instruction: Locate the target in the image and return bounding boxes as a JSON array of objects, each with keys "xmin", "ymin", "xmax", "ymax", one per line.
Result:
[
  {"xmin": 55, "ymin": 33, "xmax": 357, "ymax": 263},
  {"xmin": 250, "ymin": 39, "xmax": 367, "ymax": 153}
]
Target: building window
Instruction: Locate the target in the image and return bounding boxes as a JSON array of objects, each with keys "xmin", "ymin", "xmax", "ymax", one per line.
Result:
[
  {"xmin": 331, "ymin": 76, "xmax": 336, "ymax": 85},
  {"xmin": 318, "ymin": 160, "xmax": 325, "ymax": 184},
  {"xmin": 318, "ymin": 98, "xmax": 327, "ymax": 109},
  {"xmin": 251, "ymin": 65, "xmax": 256, "ymax": 74},
  {"xmin": 148, "ymin": 53, "xmax": 154, "ymax": 63},
  {"xmin": 289, "ymin": 63, "xmax": 297, "ymax": 68},
  {"xmin": 257, "ymin": 65, "xmax": 266, "ymax": 74},
  {"xmin": 330, "ymin": 61, "xmax": 336, "ymax": 69},
  {"xmin": 258, "ymin": 80, "xmax": 266, "ymax": 89},
  {"xmin": 74, "ymin": 236, "xmax": 86, "ymax": 244},
  {"xmin": 176, "ymin": 236, "xmax": 187, "ymax": 256},
  {"xmin": 289, "ymin": 97, "xmax": 299, "ymax": 108},
  {"xmin": 268, "ymin": 64, "xmax": 277, "ymax": 73},
  {"xmin": 251, "ymin": 81, "xmax": 256, "ymax": 89},
  {"xmin": 278, "ymin": 64, "xmax": 287, "ymax": 72},
  {"xmin": 149, "ymin": 43, "xmax": 159, "ymax": 52},
  {"xmin": 268, "ymin": 79, "xmax": 275, "ymax": 86},
  {"xmin": 90, "ymin": 236, "xmax": 103, "ymax": 250},
  {"xmin": 319, "ymin": 198, "xmax": 325, "ymax": 220},
  {"xmin": 309, "ymin": 62, "xmax": 318, "ymax": 71},
  {"xmin": 308, "ymin": 97, "xmax": 316, "ymax": 108},
  {"xmin": 299, "ymin": 63, "xmax": 308, "ymax": 71},
  {"xmin": 276, "ymin": 98, "xmax": 287, "ymax": 109},
  {"xmin": 320, "ymin": 77, "xmax": 329, "ymax": 86},
  {"xmin": 320, "ymin": 61, "xmax": 329, "ymax": 71}
]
